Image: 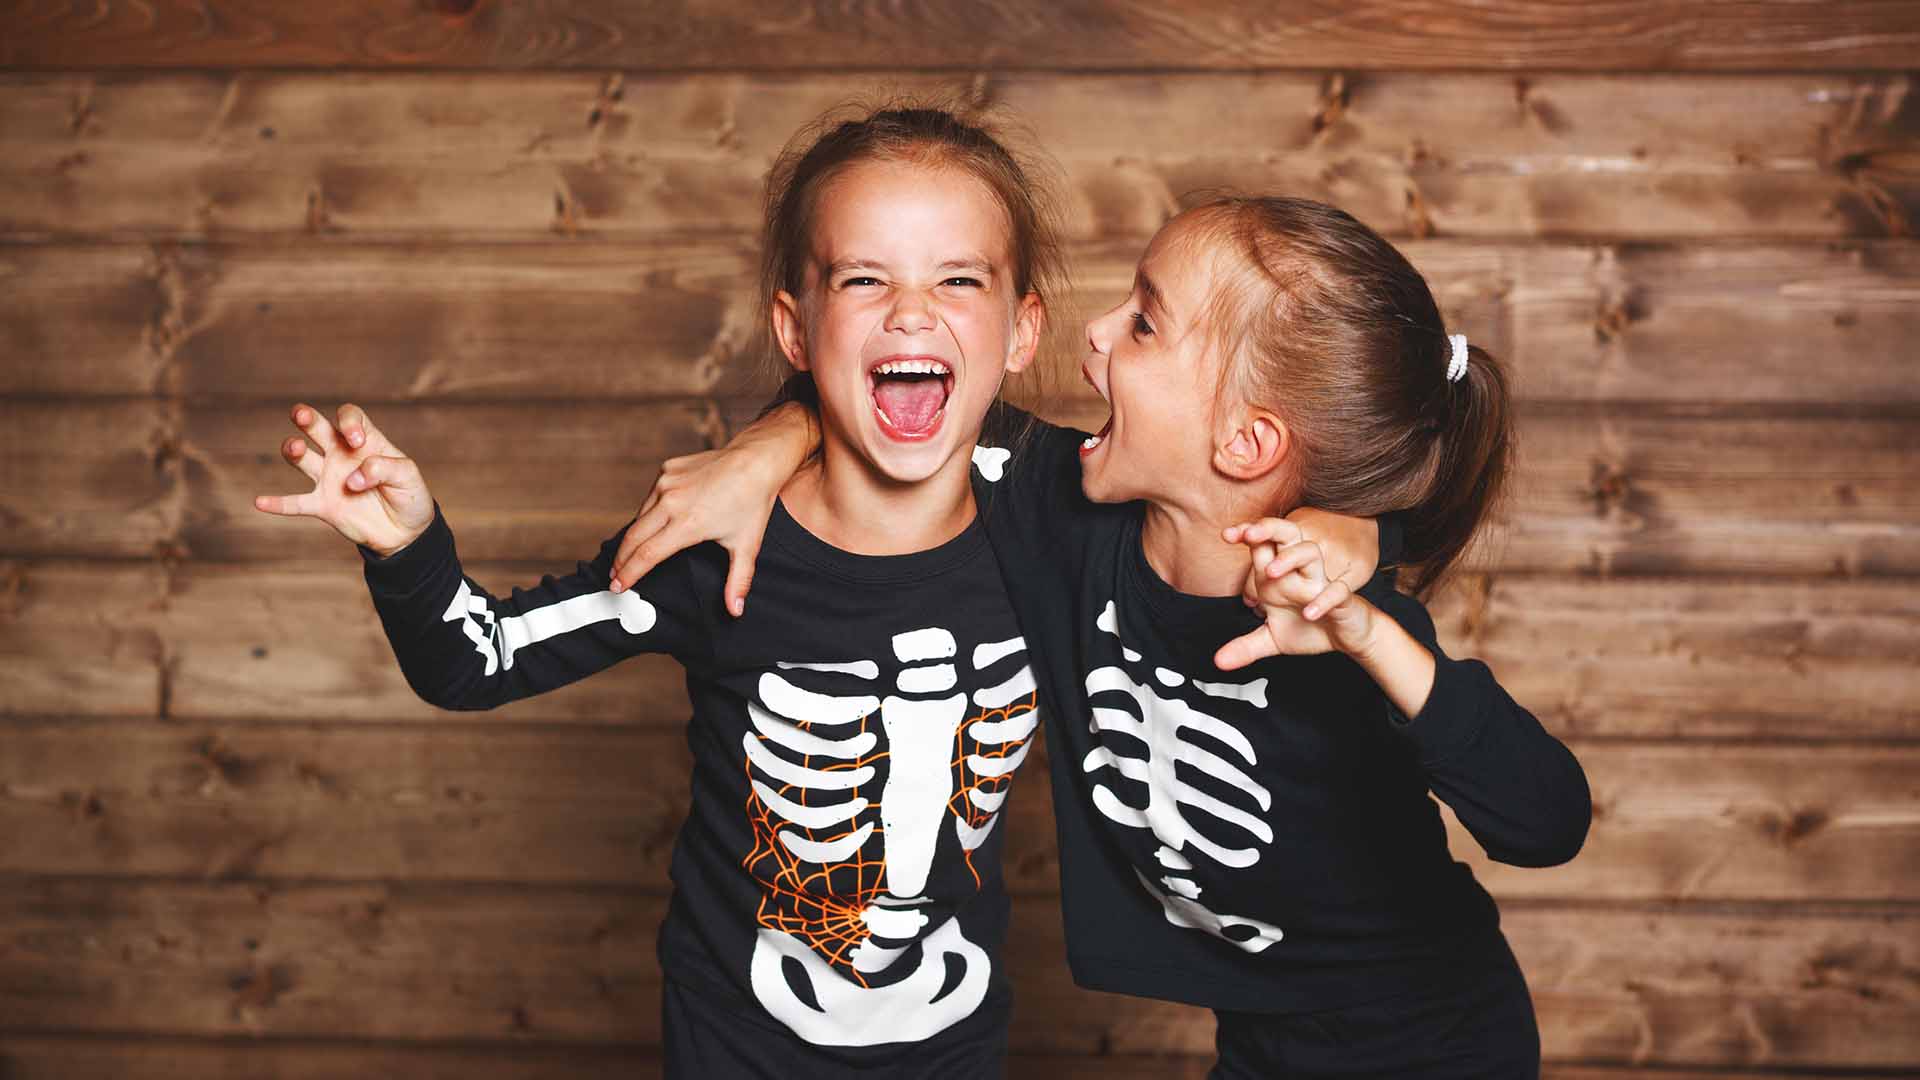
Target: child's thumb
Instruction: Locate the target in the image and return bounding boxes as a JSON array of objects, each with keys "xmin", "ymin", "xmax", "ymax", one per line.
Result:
[{"xmin": 1213, "ymin": 626, "xmax": 1277, "ymax": 672}]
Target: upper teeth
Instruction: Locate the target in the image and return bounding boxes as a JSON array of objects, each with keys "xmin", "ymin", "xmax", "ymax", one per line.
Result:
[{"xmin": 874, "ymin": 359, "xmax": 950, "ymax": 376}]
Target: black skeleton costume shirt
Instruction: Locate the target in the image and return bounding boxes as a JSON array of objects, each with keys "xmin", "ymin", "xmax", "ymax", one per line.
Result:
[
  {"xmin": 358, "ymin": 448, "xmax": 1040, "ymax": 1060},
  {"xmin": 972, "ymin": 407, "xmax": 1591, "ymax": 1013}
]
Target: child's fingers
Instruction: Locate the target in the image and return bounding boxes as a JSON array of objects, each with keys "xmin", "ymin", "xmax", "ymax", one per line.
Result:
[
  {"xmin": 1262, "ymin": 540, "xmax": 1324, "ymax": 583},
  {"xmin": 1301, "ymin": 579, "xmax": 1353, "ymax": 621},
  {"xmin": 1233, "ymin": 517, "xmax": 1305, "ymax": 548},
  {"xmin": 282, "ymin": 436, "xmax": 323, "ymax": 482},
  {"xmin": 609, "ymin": 511, "xmax": 672, "ymax": 593},
  {"xmin": 252, "ymin": 491, "xmax": 319, "ymax": 517},
  {"xmin": 334, "ymin": 402, "xmax": 383, "ymax": 451},
  {"xmin": 1214, "ymin": 625, "xmax": 1279, "ymax": 672},
  {"xmin": 291, "ymin": 402, "xmax": 341, "ymax": 452},
  {"xmin": 345, "ymin": 453, "xmax": 414, "ymax": 494},
  {"xmin": 721, "ymin": 536, "xmax": 762, "ymax": 618}
]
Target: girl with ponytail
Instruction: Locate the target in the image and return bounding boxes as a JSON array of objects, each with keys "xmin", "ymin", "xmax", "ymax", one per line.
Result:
[{"xmin": 621, "ymin": 194, "xmax": 1588, "ymax": 1077}]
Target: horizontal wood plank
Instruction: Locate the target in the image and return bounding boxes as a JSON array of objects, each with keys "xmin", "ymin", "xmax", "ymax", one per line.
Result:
[
  {"xmin": 2, "ymin": 73, "xmax": 1915, "ymax": 241},
  {"xmin": 3, "ymin": 2, "xmax": 1917, "ymax": 71},
  {"xmin": 7, "ymin": 241, "xmax": 1918, "ymax": 406},
  {"xmin": 4, "ymin": 718, "xmax": 1916, "ymax": 903},
  {"xmin": 6, "ymin": 559, "xmax": 1914, "ymax": 737},
  {"xmin": 0, "ymin": 880, "xmax": 1912, "ymax": 1067},
  {"xmin": 0, "ymin": 1036, "xmax": 1878, "ymax": 1080},
  {"xmin": 7, "ymin": 399, "xmax": 1918, "ymax": 575},
  {"xmin": 0, "ymin": 557, "xmax": 689, "ymax": 724}
]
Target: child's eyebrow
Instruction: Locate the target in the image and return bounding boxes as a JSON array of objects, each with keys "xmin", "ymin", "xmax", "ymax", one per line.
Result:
[
  {"xmin": 937, "ymin": 257, "xmax": 995, "ymax": 275},
  {"xmin": 826, "ymin": 258, "xmax": 887, "ymax": 276},
  {"xmin": 1136, "ymin": 270, "xmax": 1173, "ymax": 323}
]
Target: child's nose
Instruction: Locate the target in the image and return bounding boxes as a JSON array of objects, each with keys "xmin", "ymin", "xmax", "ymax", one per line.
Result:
[
  {"xmin": 886, "ymin": 288, "xmax": 937, "ymax": 333},
  {"xmin": 1086, "ymin": 305, "xmax": 1119, "ymax": 355}
]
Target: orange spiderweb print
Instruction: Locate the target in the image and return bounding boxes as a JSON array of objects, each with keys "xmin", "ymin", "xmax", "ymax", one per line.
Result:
[
  {"xmin": 740, "ymin": 691, "xmax": 1039, "ymax": 986},
  {"xmin": 742, "ymin": 704, "xmax": 891, "ymax": 986},
  {"xmin": 947, "ymin": 690, "xmax": 1039, "ymax": 888}
]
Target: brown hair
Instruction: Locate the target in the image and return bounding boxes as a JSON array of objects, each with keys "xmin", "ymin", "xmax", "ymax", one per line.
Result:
[
  {"xmin": 1186, "ymin": 196, "xmax": 1512, "ymax": 597},
  {"xmin": 752, "ymin": 99, "xmax": 1068, "ymax": 424}
]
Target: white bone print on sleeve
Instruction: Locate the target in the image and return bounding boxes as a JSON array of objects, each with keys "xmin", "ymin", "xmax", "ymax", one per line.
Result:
[
  {"xmin": 1083, "ymin": 599, "xmax": 1284, "ymax": 953},
  {"xmin": 744, "ymin": 626, "xmax": 1038, "ymax": 1046},
  {"xmin": 440, "ymin": 579, "xmax": 657, "ymax": 676}
]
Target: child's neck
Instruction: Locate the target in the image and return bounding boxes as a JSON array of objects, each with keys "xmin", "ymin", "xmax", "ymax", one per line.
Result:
[
  {"xmin": 780, "ymin": 444, "xmax": 976, "ymax": 556},
  {"xmin": 1139, "ymin": 488, "xmax": 1285, "ymax": 598}
]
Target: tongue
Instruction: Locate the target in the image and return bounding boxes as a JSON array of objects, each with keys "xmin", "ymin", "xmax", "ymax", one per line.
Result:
[{"xmin": 873, "ymin": 379, "xmax": 945, "ymax": 434}]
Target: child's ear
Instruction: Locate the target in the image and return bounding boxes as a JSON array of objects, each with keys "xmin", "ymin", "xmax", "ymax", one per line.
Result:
[
  {"xmin": 1004, "ymin": 292, "xmax": 1045, "ymax": 375},
  {"xmin": 1213, "ymin": 407, "xmax": 1291, "ymax": 481},
  {"xmin": 771, "ymin": 289, "xmax": 808, "ymax": 372}
]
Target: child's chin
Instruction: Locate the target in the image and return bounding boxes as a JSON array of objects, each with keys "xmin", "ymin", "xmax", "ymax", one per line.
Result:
[{"xmin": 865, "ymin": 437, "xmax": 956, "ymax": 485}]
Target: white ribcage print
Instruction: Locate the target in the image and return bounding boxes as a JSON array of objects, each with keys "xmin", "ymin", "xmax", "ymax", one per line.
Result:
[
  {"xmin": 1083, "ymin": 600, "xmax": 1285, "ymax": 953},
  {"xmin": 745, "ymin": 627, "xmax": 1037, "ymax": 1046}
]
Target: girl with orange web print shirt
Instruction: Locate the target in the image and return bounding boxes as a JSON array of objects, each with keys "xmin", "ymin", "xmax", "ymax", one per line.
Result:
[
  {"xmin": 249, "ymin": 107, "xmax": 1366, "ymax": 1078},
  {"xmin": 612, "ymin": 196, "xmax": 1591, "ymax": 1078}
]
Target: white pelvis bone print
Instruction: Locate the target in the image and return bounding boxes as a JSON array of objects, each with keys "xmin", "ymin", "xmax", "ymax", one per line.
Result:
[
  {"xmin": 746, "ymin": 626, "xmax": 1037, "ymax": 1046},
  {"xmin": 1083, "ymin": 600, "xmax": 1284, "ymax": 952}
]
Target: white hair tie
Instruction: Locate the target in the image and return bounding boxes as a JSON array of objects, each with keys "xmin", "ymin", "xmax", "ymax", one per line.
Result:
[{"xmin": 1446, "ymin": 333, "xmax": 1469, "ymax": 382}]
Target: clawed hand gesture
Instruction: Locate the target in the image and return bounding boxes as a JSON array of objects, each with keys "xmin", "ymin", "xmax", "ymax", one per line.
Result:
[
  {"xmin": 1214, "ymin": 516, "xmax": 1381, "ymax": 671},
  {"xmin": 252, "ymin": 402, "xmax": 435, "ymax": 558}
]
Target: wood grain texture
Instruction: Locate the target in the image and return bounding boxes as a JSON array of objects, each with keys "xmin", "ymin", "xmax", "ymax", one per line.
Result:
[
  {"xmin": 7, "ymin": 396, "xmax": 1918, "ymax": 573},
  {"xmin": 0, "ymin": 557, "xmax": 689, "ymax": 724},
  {"xmin": 0, "ymin": 880, "xmax": 1913, "ymax": 1066},
  {"xmin": 9, "ymin": 241, "xmax": 1918, "ymax": 405},
  {"xmin": 0, "ymin": 1040, "xmax": 1872, "ymax": 1080},
  {"xmin": 4, "ymin": 717, "xmax": 1915, "ymax": 903},
  {"xmin": 2, "ymin": 73, "xmax": 1914, "ymax": 241},
  {"xmin": 1429, "ymin": 577, "xmax": 1920, "ymax": 741},
  {"xmin": 4, "ymin": 1, "xmax": 1918, "ymax": 71},
  {"xmin": 7, "ymin": 559, "xmax": 1915, "ymax": 737}
]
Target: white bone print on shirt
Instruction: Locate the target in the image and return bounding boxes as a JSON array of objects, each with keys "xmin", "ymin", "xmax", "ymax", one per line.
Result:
[
  {"xmin": 441, "ymin": 579, "xmax": 657, "ymax": 676},
  {"xmin": 1084, "ymin": 599, "xmax": 1284, "ymax": 952},
  {"xmin": 746, "ymin": 627, "xmax": 1039, "ymax": 1045}
]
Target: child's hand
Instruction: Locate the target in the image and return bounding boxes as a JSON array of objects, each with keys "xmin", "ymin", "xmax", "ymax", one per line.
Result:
[
  {"xmin": 609, "ymin": 402, "xmax": 817, "ymax": 616},
  {"xmin": 1215, "ymin": 517, "xmax": 1381, "ymax": 671},
  {"xmin": 252, "ymin": 402, "xmax": 435, "ymax": 557},
  {"xmin": 1284, "ymin": 507, "xmax": 1380, "ymax": 591}
]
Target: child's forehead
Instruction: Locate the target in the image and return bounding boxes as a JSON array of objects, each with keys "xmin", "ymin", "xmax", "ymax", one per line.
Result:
[
  {"xmin": 806, "ymin": 162, "xmax": 1016, "ymax": 272},
  {"xmin": 1138, "ymin": 217, "xmax": 1235, "ymax": 303}
]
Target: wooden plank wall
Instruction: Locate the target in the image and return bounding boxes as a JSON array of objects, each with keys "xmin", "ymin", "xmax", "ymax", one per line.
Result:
[{"xmin": 2, "ymin": 3, "xmax": 1918, "ymax": 1077}]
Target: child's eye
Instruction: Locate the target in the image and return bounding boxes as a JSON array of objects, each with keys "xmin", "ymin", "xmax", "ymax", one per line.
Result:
[
  {"xmin": 841, "ymin": 276, "xmax": 882, "ymax": 288},
  {"xmin": 1130, "ymin": 312, "xmax": 1154, "ymax": 337},
  {"xmin": 942, "ymin": 276, "xmax": 984, "ymax": 288}
]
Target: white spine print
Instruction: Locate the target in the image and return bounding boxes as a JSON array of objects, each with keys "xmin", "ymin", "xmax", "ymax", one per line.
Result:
[
  {"xmin": 746, "ymin": 626, "xmax": 1036, "ymax": 1045},
  {"xmin": 1083, "ymin": 600, "xmax": 1285, "ymax": 952}
]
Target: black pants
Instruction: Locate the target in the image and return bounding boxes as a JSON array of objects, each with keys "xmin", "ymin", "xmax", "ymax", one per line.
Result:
[
  {"xmin": 1208, "ymin": 934, "xmax": 1540, "ymax": 1079},
  {"xmin": 661, "ymin": 977, "xmax": 1010, "ymax": 1079}
]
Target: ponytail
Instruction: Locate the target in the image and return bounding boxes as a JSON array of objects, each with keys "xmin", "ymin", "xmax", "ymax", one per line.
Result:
[{"xmin": 1399, "ymin": 341, "xmax": 1513, "ymax": 596}]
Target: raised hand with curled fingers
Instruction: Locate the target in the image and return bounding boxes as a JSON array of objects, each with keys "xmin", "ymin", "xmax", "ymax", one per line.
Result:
[
  {"xmin": 251, "ymin": 402, "xmax": 435, "ymax": 558},
  {"xmin": 1214, "ymin": 516, "xmax": 1384, "ymax": 672}
]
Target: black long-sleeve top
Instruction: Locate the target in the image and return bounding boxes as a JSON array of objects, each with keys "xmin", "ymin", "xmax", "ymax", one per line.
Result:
[
  {"xmin": 355, "ymin": 461, "xmax": 1044, "ymax": 1057},
  {"xmin": 973, "ymin": 409, "xmax": 1590, "ymax": 1012}
]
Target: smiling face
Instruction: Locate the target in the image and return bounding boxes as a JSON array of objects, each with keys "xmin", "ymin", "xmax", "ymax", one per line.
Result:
[
  {"xmin": 773, "ymin": 158, "xmax": 1041, "ymax": 488},
  {"xmin": 1077, "ymin": 215, "xmax": 1244, "ymax": 512}
]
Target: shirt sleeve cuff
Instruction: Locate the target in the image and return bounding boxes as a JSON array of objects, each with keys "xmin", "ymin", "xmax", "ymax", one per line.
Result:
[
  {"xmin": 358, "ymin": 501, "xmax": 458, "ymax": 597},
  {"xmin": 1384, "ymin": 654, "xmax": 1488, "ymax": 764}
]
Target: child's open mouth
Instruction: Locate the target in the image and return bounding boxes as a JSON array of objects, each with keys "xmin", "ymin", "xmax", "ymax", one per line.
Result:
[
  {"xmin": 1079, "ymin": 416, "xmax": 1112, "ymax": 457},
  {"xmin": 870, "ymin": 357, "xmax": 953, "ymax": 441}
]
